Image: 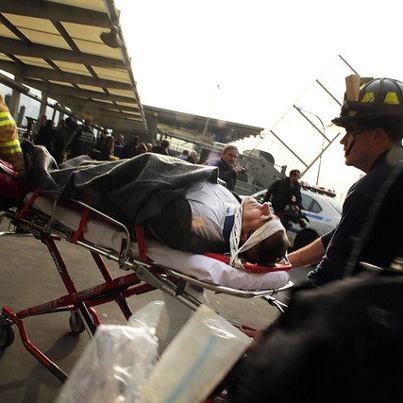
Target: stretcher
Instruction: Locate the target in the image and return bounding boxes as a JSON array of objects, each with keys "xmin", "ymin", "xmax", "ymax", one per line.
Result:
[{"xmin": 0, "ymin": 164, "xmax": 292, "ymax": 383}]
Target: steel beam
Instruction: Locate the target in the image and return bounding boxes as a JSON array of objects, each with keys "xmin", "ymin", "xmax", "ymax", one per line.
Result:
[
  {"xmin": 55, "ymin": 96, "xmax": 144, "ymax": 124},
  {"xmin": 0, "ymin": 0, "xmax": 110, "ymax": 28},
  {"xmin": 58, "ymin": 94, "xmax": 141, "ymax": 115},
  {"xmin": 23, "ymin": 79, "xmax": 136, "ymax": 104},
  {"xmin": 0, "ymin": 37, "xmax": 124, "ymax": 69},
  {"xmin": 0, "ymin": 60, "xmax": 131, "ymax": 90},
  {"xmin": 270, "ymin": 129, "xmax": 308, "ymax": 167},
  {"xmin": 59, "ymin": 95, "xmax": 141, "ymax": 118},
  {"xmin": 0, "ymin": 71, "xmax": 29, "ymax": 93}
]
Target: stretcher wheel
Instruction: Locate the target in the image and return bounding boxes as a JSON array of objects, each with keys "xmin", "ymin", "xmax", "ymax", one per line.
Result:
[
  {"xmin": 0, "ymin": 324, "xmax": 14, "ymax": 348},
  {"xmin": 69, "ymin": 312, "xmax": 85, "ymax": 334}
]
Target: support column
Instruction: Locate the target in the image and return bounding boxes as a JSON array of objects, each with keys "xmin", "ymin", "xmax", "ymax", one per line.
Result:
[
  {"xmin": 38, "ymin": 83, "xmax": 49, "ymax": 118},
  {"xmin": 58, "ymin": 109, "xmax": 65, "ymax": 125},
  {"xmin": 9, "ymin": 73, "xmax": 22, "ymax": 118}
]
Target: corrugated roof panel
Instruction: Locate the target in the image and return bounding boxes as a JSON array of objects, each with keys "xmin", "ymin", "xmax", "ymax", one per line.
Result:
[
  {"xmin": 124, "ymin": 111, "xmax": 142, "ymax": 116},
  {"xmin": 52, "ymin": 61, "xmax": 93, "ymax": 76},
  {"xmin": 108, "ymin": 88, "xmax": 137, "ymax": 98},
  {"xmin": 92, "ymin": 66, "xmax": 129, "ymax": 83},
  {"xmin": 4, "ymin": 14, "xmax": 60, "ymax": 35},
  {"xmin": 89, "ymin": 99, "xmax": 115, "ymax": 105},
  {"xmin": 17, "ymin": 56, "xmax": 54, "ymax": 69},
  {"xmin": 0, "ymin": 24, "xmax": 18, "ymax": 39},
  {"xmin": 18, "ymin": 28, "xmax": 71, "ymax": 49},
  {"xmin": 74, "ymin": 38, "xmax": 122, "ymax": 59},
  {"xmin": 0, "ymin": 0, "xmax": 148, "ymax": 134},
  {"xmin": 48, "ymin": 0, "xmax": 105, "ymax": 13},
  {"xmin": 48, "ymin": 80, "xmax": 74, "ymax": 87},
  {"xmin": 76, "ymin": 83, "xmax": 107, "ymax": 93},
  {"xmin": 62, "ymin": 22, "xmax": 122, "ymax": 58},
  {"xmin": 0, "ymin": 53, "xmax": 14, "ymax": 61},
  {"xmin": 117, "ymin": 102, "xmax": 140, "ymax": 109}
]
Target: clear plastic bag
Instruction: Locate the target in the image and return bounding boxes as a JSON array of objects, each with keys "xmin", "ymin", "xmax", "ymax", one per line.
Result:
[
  {"xmin": 56, "ymin": 300, "xmax": 165, "ymax": 403},
  {"xmin": 140, "ymin": 304, "xmax": 251, "ymax": 403}
]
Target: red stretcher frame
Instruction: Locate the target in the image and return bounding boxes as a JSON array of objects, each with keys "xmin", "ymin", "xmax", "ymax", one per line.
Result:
[{"xmin": 0, "ymin": 185, "xmax": 292, "ymax": 384}]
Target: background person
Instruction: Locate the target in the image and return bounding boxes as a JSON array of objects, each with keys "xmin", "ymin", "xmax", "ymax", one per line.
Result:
[
  {"xmin": 288, "ymin": 76, "xmax": 403, "ymax": 286},
  {"xmin": 67, "ymin": 117, "xmax": 96, "ymax": 158},
  {"xmin": 178, "ymin": 149, "xmax": 189, "ymax": 160},
  {"xmin": 152, "ymin": 139, "xmax": 170, "ymax": 155},
  {"xmin": 134, "ymin": 142, "xmax": 148, "ymax": 156},
  {"xmin": 91, "ymin": 134, "xmax": 118, "ymax": 161},
  {"xmin": 263, "ymin": 169, "xmax": 303, "ymax": 230},
  {"xmin": 113, "ymin": 134, "xmax": 125, "ymax": 159},
  {"xmin": 121, "ymin": 135, "xmax": 139, "ymax": 159},
  {"xmin": 186, "ymin": 150, "xmax": 198, "ymax": 163},
  {"xmin": 35, "ymin": 119, "xmax": 55, "ymax": 152},
  {"xmin": 208, "ymin": 145, "xmax": 245, "ymax": 191}
]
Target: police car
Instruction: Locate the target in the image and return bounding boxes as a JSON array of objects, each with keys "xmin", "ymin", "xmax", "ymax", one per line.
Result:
[{"xmin": 250, "ymin": 188, "xmax": 342, "ymax": 250}]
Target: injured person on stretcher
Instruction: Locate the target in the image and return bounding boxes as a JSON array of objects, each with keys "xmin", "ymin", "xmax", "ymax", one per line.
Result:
[{"xmin": 11, "ymin": 145, "xmax": 292, "ymax": 290}]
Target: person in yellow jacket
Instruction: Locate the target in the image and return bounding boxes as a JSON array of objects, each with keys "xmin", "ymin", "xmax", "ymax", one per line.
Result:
[{"xmin": 0, "ymin": 95, "xmax": 25, "ymax": 177}]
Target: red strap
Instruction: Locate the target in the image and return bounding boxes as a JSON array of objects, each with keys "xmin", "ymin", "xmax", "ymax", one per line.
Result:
[
  {"xmin": 135, "ymin": 225, "xmax": 151, "ymax": 264},
  {"xmin": 16, "ymin": 187, "xmax": 42, "ymax": 219},
  {"xmin": 71, "ymin": 207, "xmax": 89, "ymax": 243},
  {"xmin": 204, "ymin": 252, "xmax": 292, "ymax": 273}
]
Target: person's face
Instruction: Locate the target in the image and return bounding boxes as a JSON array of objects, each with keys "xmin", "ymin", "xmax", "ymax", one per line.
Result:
[
  {"xmin": 340, "ymin": 126, "xmax": 377, "ymax": 171},
  {"xmin": 290, "ymin": 171, "xmax": 301, "ymax": 184},
  {"xmin": 242, "ymin": 198, "xmax": 273, "ymax": 232},
  {"xmin": 222, "ymin": 149, "xmax": 238, "ymax": 167}
]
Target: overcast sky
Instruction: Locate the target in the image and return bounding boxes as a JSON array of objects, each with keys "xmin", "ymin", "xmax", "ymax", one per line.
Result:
[{"xmin": 115, "ymin": 0, "xmax": 402, "ymax": 199}]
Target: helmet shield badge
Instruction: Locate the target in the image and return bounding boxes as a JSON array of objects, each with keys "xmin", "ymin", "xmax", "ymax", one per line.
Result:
[{"xmin": 332, "ymin": 75, "xmax": 403, "ymax": 129}]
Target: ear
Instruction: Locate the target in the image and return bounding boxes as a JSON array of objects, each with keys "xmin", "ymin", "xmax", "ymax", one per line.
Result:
[{"xmin": 373, "ymin": 128, "xmax": 388, "ymax": 144}]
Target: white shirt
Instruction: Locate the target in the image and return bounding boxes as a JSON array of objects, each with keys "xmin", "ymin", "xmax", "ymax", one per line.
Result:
[{"xmin": 185, "ymin": 181, "xmax": 239, "ymax": 242}]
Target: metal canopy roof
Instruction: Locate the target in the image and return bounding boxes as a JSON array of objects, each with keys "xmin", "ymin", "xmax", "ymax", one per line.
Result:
[
  {"xmin": 0, "ymin": 0, "xmax": 148, "ymax": 134},
  {"xmin": 144, "ymin": 105, "xmax": 264, "ymax": 144}
]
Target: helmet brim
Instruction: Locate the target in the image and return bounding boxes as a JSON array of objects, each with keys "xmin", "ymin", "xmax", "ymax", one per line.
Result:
[
  {"xmin": 332, "ymin": 112, "xmax": 403, "ymax": 129},
  {"xmin": 331, "ymin": 115, "xmax": 359, "ymax": 129}
]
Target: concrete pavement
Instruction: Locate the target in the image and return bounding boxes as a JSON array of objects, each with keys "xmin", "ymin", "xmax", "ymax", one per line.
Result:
[{"xmin": 0, "ymin": 227, "xmax": 293, "ymax": 402}]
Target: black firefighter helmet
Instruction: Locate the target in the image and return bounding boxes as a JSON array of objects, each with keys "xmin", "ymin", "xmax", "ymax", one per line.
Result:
[{"xmin": 332, "ymin": 76, "xmax": 403, "ymax": 129}]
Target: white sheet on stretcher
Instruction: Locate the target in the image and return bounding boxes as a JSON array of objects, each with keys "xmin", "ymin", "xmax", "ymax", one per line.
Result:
[{"xmin": 31, "ymin": 197, "xmax": 289, "ymax": 291}]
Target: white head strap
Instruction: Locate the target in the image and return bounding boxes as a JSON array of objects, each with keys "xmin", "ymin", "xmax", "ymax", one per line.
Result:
[{"xmin": 229, "ymin": 196, "xmax": 285, "ymax": 270}]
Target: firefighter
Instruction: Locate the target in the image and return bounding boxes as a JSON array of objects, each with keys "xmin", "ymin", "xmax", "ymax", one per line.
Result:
[{"xmin": 288, "ymin": 76, "xmax": 403, "ymax": 286}]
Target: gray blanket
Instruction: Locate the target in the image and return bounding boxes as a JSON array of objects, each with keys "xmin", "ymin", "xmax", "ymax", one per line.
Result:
[{"xmin": 30, "ymin": 146, "xmax": 218, "ymax": 228}]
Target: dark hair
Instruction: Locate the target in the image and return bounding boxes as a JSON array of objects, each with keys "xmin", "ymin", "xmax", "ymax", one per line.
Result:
[
  {"xmin": 289, "ymin": 169, "xmax": 300, "ymax": 177},
  {"xmin": 222, "ymin": 145, "xmax": 238, "ymax": 155},
  {"xmin": 161, "ymin": 139, "xmax": 170, "ymax": 148},
  {"xmin": 372, "ymin": 118, "xmax": 403, "ymax": 143},
  {"xmin": 243, "ymin": 230, "xmax": 289, "ymax": 265}
]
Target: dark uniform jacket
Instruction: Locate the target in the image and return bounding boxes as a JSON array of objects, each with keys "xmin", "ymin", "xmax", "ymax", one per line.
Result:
[
  {"xmin": 209, "ymin": 157, "xmax": 237, "ymax": 190},
  {"xmin": 229, "ymin": 270, "xmax": 403, "ymax": 403},
  {"xmin": 69, "ymin": 124, "xmax": 96, "ymax": 158},
  {"xmin": 263, "ymin": 177, "xmax": 302, "ymax": 213},
  {"xmin": 308, "ymin": 148, "xmax": 403, "ymax": 285}
]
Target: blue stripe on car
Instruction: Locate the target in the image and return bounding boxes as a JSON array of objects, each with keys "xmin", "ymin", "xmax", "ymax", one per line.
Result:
[{"xmin": 304, "ymin": 212, "xmax": 324, "ymax": 221}]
